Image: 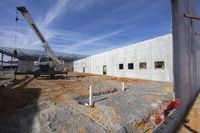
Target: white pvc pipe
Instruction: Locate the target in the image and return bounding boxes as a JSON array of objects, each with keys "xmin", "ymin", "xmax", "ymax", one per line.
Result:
[
  {"xmin": 89, "ymin": 85, "xmax": 92, "ymax": 106},
  {"xmin": 173, "ymin": 92, "xmax": 175, "ymax": 101},
  {"xmin": 122, "ymin": 82, "xmax": 125, "ymax": 91}
]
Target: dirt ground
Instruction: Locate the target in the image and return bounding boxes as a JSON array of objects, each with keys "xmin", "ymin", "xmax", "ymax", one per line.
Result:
[
  {"xmin": 0, "ymin": 72, "xmax": 173, "ymax": 132},
  {"xmin": 0, "ymin": 72, "xmax": 167, "ymax": 114},
  {"xmin": 178, "ymin": 94, "xmax": 200, "ymax": 133}
]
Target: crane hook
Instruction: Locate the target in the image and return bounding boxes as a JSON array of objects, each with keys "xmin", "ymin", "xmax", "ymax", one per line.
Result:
[{"xmin": 15, "ymin": 11, "xmax": 19, "ymax": 21}]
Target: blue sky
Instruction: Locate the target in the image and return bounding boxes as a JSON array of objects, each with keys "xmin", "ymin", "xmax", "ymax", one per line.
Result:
[{"xmin": 0, "ymin": 0, "xmax": 198, "ymax": 55}]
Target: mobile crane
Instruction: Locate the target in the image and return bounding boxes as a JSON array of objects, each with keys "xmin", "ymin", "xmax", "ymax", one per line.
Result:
[{"xmin": 16, "ymin": 6, "xmax": 65, "ymax": 78}]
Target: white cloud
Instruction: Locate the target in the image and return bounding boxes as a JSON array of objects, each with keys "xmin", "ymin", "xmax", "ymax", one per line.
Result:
[
  {"xmin": 43, "ymin": 0, "xmax": 69, "ymax": 26},
  {"xmin": 0, "ymin": 0, "xmax": 70, "ymax": 51},
  {"xmin": 0, "ymin": 29, "xmax": 42, "ymax": 50},
  {"xmin": 40, "ymin": 29, "xmax": 121, "ymax": 53},
  {"xmin": 71, "ymin": 30, "xmax": 121, "ymax": 48},
  {"xmin": 1, "ymin": 0, "xmax": 158, "ymax": 55},
  {"xmin": 43, "ymin": 0, "xmax": 98, "ymax": 26}
]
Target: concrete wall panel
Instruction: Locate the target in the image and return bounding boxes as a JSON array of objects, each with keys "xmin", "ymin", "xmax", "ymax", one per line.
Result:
[
  {"xmin": 172, "ymin": 0, "xmax": 200, "ymax": 111},
  {"xmin": 153, "ymin": 1, "xmax": 200, "ymax": 132},
  {"xmin": 17, "ymin": 60, "xmax": 34, "ymax": 72},
  {"xmin": 73, "ymin": 34, "xmax": 173, "ymax": 82}
]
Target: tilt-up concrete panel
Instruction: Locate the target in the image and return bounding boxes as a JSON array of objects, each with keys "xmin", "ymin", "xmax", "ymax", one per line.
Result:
[{"xmin": 73, "ymin": 34, "xmax": 173, "ymax": 82}]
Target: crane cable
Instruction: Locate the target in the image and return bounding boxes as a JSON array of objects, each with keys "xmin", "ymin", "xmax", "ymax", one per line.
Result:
[{"xmin": 13, "ymin": 11, "xmax": 18, "ymax": 59}]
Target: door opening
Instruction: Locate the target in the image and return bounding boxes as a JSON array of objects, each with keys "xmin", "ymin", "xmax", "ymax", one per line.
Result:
[{"xmin": 103, "ymin": 65, "xmax": 107, "ymax": 75}]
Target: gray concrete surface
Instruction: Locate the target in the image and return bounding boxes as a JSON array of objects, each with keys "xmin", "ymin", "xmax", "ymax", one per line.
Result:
[
  {"xmin": 94, "ymin": 82, "xmax": 172, "ymax": 132},
  {"xmin": 153, "ymin": 0, "xmax": 200, "ymax": 132},
  {"xmin": 73, "ymin": 34, "xmax": 173, "ymax": 82},
  {"xmin": 172, "ymin": 0, "xmax": 200, "ymax": 115}
]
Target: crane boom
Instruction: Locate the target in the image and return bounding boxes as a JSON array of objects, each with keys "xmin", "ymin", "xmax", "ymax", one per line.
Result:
[{"xmin": 16, "ymin": 6, "xmax": 60, "ymax": 64}]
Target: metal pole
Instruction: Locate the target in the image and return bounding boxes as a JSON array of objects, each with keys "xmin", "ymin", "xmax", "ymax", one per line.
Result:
[
  {"xmin": 11, "ymin": 56, "xmax": 13, "ymax": 69},
  {"xmin": 195, "ymin": 32, "xmax": 200, "ymax": 37},
  {"xmin": 1, "ymin": 53, "xmax": 3, "ymax": 73},
  {"xmin": 184, "ymin": 14, "xmax": 200, "ymax": 20}
]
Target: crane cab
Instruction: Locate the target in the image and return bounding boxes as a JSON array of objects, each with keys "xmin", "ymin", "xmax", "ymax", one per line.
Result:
[
  {"xmin": 33, "ymin": 57, "xmax": 56, "ymax": 78},
  {"xmin": 38, "ymin": 57, "xmax": 56, "ymax": 68}
]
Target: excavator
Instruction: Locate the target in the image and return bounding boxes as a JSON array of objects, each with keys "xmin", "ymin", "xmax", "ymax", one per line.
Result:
[{"xmin": 16, "ymin": 6, "xmax": 67, "ymax": 78}]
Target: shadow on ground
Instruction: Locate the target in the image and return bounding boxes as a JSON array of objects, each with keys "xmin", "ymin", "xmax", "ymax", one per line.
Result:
[
  {"xmin": 0, "ymin": 85, "xmax": 41, "ymax": 133},
  {"xmin": 36, "ymin": 75, "xmax": 66, "ymax": 80}
]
